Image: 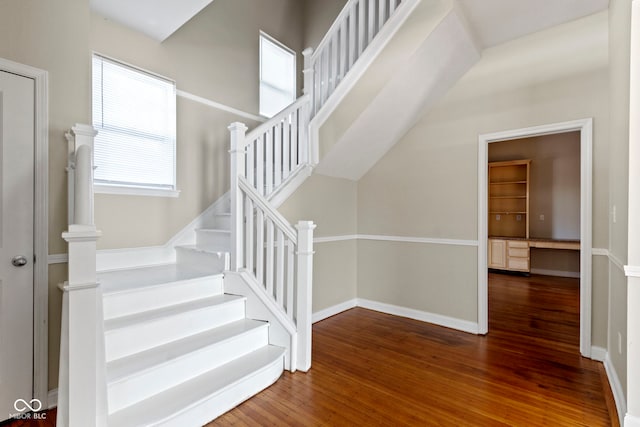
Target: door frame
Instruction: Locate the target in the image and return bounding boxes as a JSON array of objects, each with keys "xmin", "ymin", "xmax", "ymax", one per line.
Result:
[
  {"xmin": 0, "ymin": 58, "xmax": 49, "ymax": 405},
  {"xmin": 477, "ymin": 118, "xmax": 593, "ymax": 357}
]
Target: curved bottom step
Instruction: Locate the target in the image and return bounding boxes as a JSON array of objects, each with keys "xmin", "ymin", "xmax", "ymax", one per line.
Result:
[{"xmin": 108, "ymin": 345, "xmax": 285, "ymax": 427}]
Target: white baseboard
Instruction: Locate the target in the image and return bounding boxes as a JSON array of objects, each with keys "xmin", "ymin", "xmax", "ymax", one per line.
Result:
[
  {"xmin": 530, "ymin": 268, "xmax": 580, "ymax": 279},
  {"xmin": 626, "ymin": 414, "xmax": 640, "ymax": 427},
  {"xmin": 590, "ymin": 345, "xmax": 607, "ymax": 362},
  {"xmin": 357, "ymin": 298, "xmax": 480, "ymax": 334},
  {"xmin": 603, "ymin": 352, "xmax": 627, "ymax": 426},
  {"xmin": 312, "ymin": 299, "xmax": 358, "ymax": 323},
  {"xmin": 48, "ymin": 388, "xmax": 57, "ymax": 409},
  {"xmin": 311, "ymin": 298, "xmax": 479, "ymax": 334}
]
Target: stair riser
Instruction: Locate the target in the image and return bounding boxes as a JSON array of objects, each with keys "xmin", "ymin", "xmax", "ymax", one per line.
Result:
[
  {"xmin": 176, "ymin": 248, "xmax": 229, "ymax": 273},
  {"xmin": 212, "ymin": 214, "xmax": 231, "ymax": 230},
  {"xmin": 103, "ymin": 276, "xmax": 224, "ymax": 320},
  {"xmin": 105, "ymin": 300, "xmax": 245, "ymax": 362},
  {"xmin": 155, "ymin": 354, "xmax": 284, "ymax": 427},
  {"xmin": 108, "ymin": 325, "xmax": 269, "ymax": 414},
  {"xmin": 195, "ymin": 230, "xmax": 231, "ymax": 252}
]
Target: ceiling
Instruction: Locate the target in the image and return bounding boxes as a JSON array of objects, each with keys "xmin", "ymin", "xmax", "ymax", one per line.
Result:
[
  {"xmin": 90, "ymin": 0, "xmax": 610, "ymax": 46},
  {"xmin": 90, "ymin": 0, "xmax": 214, "ymax": 41},
  {"xmin": 457, "ymin": 0, "xmax": 609, "ymax": 48}
]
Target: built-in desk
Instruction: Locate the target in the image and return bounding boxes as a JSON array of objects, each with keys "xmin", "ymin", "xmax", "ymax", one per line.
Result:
[{"xmin": 488, "ymin": 237, "xmax": 580, "ymax": 273}]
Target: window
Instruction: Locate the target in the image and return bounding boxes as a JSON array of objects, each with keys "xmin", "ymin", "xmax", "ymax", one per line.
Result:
[
  {"xmin": 259, "ymin": 33, "xmax": 296, "ymax": 118},
  {"xmin": 92, "ymin": 54, "xmax": 178, "ymax": 196}
]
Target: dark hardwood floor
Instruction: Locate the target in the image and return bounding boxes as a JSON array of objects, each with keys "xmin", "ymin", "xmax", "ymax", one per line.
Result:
[
  {"xmin": 213, "ymin": 273, "xmax": 618, "ymax": 426},
  {"xmin": 3, "ymin": 274, "xmax": 616, "ymax": 426}
]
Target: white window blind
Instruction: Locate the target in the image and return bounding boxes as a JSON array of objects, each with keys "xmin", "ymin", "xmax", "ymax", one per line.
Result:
[
  {"xmin": 259, "ymin": 33, "xmax": 296, "ymax": 118},
  {"xmin": 92, "ymin": 54, "xmax": 177, "ymax": 191}
]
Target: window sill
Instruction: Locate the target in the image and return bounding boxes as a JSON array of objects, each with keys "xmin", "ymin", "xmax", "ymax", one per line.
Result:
[{"xmin": 94, "ymin": 183, "xmax": 181, "ymax": 198}]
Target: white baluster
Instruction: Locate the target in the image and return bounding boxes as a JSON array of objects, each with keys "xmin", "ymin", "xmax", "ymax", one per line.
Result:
[
  {"xmin": 379, "ymin": 0, "xmax": 387, "ymax": 30},
  {"xmin": 330, "ymin": 32, "xmax": 339, "ymax": 93},
  {"xmin": 229, "ymin": 122, "xmax": 248, "ymax": 270},
  {"xmin": 286, "ymin": 239, "xmax": 294, "ymax": 318},
  {"xmin": 274, "ymin": 122, "xmax": 282, "ymax": 187},
  {"xmin": 368, "ymin": 0, "xmax": 376, "ymax": 43},
  {"xmin": 245, "ymin": 194, "xmax": 254, "ymax": 272},
  {"xmin": 302, "ymin": 47, "xmax": 314, "ymax": 97},
  {"xmin": 290, "ymin": 110, "xmax": 298, "ymax": 170},
  {"xmin": 265, "ymin": 130, "xmax": 273, "ymax": 196},
  {"xmin": 339, "ymin": 19, "xmax": 347, "ymax": 81},
  {"xmin": 349, "ymin": 2, "xmax": 357, "ymax": 67},
  {"xmin": 283, "ymin": 115, "xmax": 290, "ymax": 179},
  {"xmin": 358, "ymin": 0, "xmax": 366, "ymax": 55},
  {"xmin": 266, "ymin": 219, "xmax": 274, "ymax": 296},
  {"xmin": 295, "ymin": 220, "xmax": 316, "ymax": 372},
  {"xmin": 256, "ymin": 209, "xmax": 265, "ymax": 282},
  {"xmin": 276, "ymin": 229, "xmax": 285, "ymax": 305},
  {"xmin": 256, "ymin": 135, "xmax": 264, "ymax": 196},
  {"xmin": 390, "ymin": 0, "xmax": 397, "ymax": 14}
]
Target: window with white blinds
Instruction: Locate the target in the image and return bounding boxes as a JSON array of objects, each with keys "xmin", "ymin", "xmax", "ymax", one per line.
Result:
[
  {"xmin": 259, "ymin": 33, "xmax": 296, "ymax": 118},
  {"xmin": 92, "ymin": 54, "xmax": 177, "ymax": 195}
]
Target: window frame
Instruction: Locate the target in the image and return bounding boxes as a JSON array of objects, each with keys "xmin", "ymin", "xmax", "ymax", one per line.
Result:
[
  {"xmin": 259, "ymin": 31, "xmax": 297, "ymax": 118},
  {"xmin": 91, "ymin": 53, "xmax": 179, "ymax": 198}
]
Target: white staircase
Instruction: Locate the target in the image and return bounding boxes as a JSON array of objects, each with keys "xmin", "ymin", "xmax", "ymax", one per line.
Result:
[
  {"xmin": 58, "ymin": 0, "xmax": 416, "ymax": 425},
  {"xmin": 99, "ymin": 265, "xmax": 284, "ymax": 426}
]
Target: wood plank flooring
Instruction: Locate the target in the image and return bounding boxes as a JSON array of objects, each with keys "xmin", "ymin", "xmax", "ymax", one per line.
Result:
[{"xmin": 212, "ymin": 273, "xmax": 618, "ymax": 426}]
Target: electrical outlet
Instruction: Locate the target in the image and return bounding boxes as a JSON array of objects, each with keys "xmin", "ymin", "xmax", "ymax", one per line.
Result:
[
  {"xmin": 612, "ymin": 205, "xmax": 617, "ymax": 224},
  {"xmin": 618, "ymin": 332, "xmax": 623, "ymax": 354},
  {"xmin": 516, "ymin": 215, "xmax": 522, "ymax": 221},
  {"xmin": 496, "ymin": 214, "xmax": 501, "ymax": 221},
  {"xmin": 539, "ymin": 214, "xmax": 545, "ymax": 221}
]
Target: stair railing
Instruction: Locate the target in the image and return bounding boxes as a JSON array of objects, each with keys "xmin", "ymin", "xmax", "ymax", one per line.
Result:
[
  {"xmin": 228, "ymin": 0, "xmax": 409, "ymax": 372},
  {"xmin": 308, "ymin": 0, "xmax": 405, "ymax": 116},
  {"xmin": 58, "ymin": 124, "xmax": 108, "ymax": 427},
  {"xmin": 230, "ymin": 122, "xmax": 315, "ymax": 371}
]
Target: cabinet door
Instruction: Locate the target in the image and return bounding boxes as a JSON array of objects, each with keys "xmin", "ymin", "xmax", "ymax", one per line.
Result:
[{"xmin": 488, "ymin": 239, "xmax": 507, "ymax": 269}]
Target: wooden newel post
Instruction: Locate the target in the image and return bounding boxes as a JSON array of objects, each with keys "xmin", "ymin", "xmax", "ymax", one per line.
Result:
[
  {"xmin": 58, "ymin": 124, "xmax": 107, "ymax": 427},
  {"xmin": 295, "ymin": 220, "xmax": 316, "ymax": 372},
  {"xmin": 229, "ymin": 122, "xmax": 248, "ymax": 271}
]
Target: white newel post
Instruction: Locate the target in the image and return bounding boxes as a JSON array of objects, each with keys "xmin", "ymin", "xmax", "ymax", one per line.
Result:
[
  {"xmin": 58, "ymin": 124, "xmax": 107, "ymax": 427},
  {"xmin": 229, "ymin": 122, "xmax": 248, "ymax": 270},
  {"xmin": 295, "ymin": 220, "xmax": 316, "ymax": 372},
  {"xmin": 302, "ymin": 48, "xmax": 315, "ymax": 164}
]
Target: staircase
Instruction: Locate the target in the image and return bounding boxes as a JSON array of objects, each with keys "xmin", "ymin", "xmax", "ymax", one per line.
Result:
[{"xmin": 58, "ymin": 0, "xmax": 417, "ymax": 425}]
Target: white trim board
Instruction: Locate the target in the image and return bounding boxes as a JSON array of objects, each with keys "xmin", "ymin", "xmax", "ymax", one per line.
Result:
[
  {"xmin": 0, "ymin": 57, "xmax": 49, "ymax": 408},
  {"xmin": 313, "ymin": 234, "xmax": 478, "ymax": 246},
  {"xmin": 177, "ymin": 90, "xmax": 265, "ymax": 123},
  {"xmin": 477, "ymin": 118, "xmax": 593, "ymax": 358},
  {"xmin": 312, "ymin": 298, "xmax": 479, "ymax": 335},
  {"xmin": 626, "ymin": 414, "xmax": 640, "ymax": 427},
  {"xmin": 48, "ymin": 253, "xmax": 69, "ymax": 264},
  {"xmin": 624, "ymin": 264, "xmax": 640, "ymax": 277},
  {"xmin": 604, "ymin": 352, "xmax": 627, "ymax": 426}
]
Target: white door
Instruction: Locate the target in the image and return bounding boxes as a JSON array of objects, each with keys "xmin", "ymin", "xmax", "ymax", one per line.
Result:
[{"xmin": 0, "ymin": 70, "xmax": 35, "ymax": 421}]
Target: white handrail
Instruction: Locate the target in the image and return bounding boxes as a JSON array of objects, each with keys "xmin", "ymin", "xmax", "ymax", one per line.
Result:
[{"xmin": 246, "ymin": 95, "xmax": 310, "ymax": 142}]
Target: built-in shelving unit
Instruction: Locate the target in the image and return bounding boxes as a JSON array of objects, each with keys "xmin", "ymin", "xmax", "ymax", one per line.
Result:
[
  {"xmin": 488, "ymin": 160, "xmax": 530, "ymax": 239},
  {"xmin": 488, "ymin": 160, "xmax": 531, "ymax": 272}
]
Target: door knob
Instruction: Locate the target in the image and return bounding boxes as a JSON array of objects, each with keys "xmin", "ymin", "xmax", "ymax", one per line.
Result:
[{"xmin": 11, "ymin": 255, "xmax": 28, "ymax": 267}]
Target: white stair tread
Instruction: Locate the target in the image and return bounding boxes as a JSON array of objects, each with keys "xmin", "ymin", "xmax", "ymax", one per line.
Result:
[
  {"xmin": 107, "ymin": 318, "xmax": 267, "ymax": 383},
  {"xmin": 196, "ymin": 228, "xmax": 230, "ymax": 233},
  {"xmin": 99, "ymin": 264, "xmax": 221, "ymax": 294},
  {"xmin": 105, "ymin": 294, "xmax": 244, "ymax": 331},
  {"xmin": 175, "ymin": 244, "xmax": 227, "ymax": 254},
  {"xmin": 108, "ymin": 345, "xmax": 285, "ymax": 426}
]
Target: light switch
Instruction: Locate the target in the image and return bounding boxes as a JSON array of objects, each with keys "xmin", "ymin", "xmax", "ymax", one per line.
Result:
[
  {"xmin": 539, "ymin": 214, "xmax": 545, "ymax": 221},
  {"xmin": 496, "ymin": 214, "xmax": 501, "ymax": 221},
  {"xmin": 516, "ymin": 215, "xmax": 522, "ymax": 221}
]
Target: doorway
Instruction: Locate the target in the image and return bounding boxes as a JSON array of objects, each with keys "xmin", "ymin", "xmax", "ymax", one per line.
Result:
[
  {"xmin": 477, "ymin": 119, "xmax": 593, "ymax": 357},
  {"xmin": 0, "ymin": 58, "xmax": 49, "ymax": 415}
]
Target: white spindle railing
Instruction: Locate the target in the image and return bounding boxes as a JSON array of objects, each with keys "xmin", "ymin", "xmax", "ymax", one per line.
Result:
[
  {"xmin": 228, "ymin": 0, "xmax": 406, "ymax": 372},
  {"xmin": 243, "ymin": 95, "xmax": 310, "ymax": 200},
  {"xmin": 59, "ymin": 124, "xmax": 108, "ymax": 427},
  {"xmin": 230, "ymin": 123, "xmax": 315, "ymax": 371},
  {"xmin": 308, "ymin": 0, "xmax": 404, "ymax": 116}
]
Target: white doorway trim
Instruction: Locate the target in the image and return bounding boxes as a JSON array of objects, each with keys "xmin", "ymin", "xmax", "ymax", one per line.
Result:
[
  {"xmin": 477, "ymin": 118, "xmax": 593, "ymax": 357},
  {"xmin": 0, "ymin": 58, "xmax": 49, "ymax": 405}
]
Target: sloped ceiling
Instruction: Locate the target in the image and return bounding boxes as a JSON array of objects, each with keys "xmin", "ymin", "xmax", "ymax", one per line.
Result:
[
  {"xmin": 458, "ymin": 0, "xmax": 609, "ymax": 48},
  {"xmin": 90, "ymin": 0, "xmax": 214, "ymax": 41}
]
